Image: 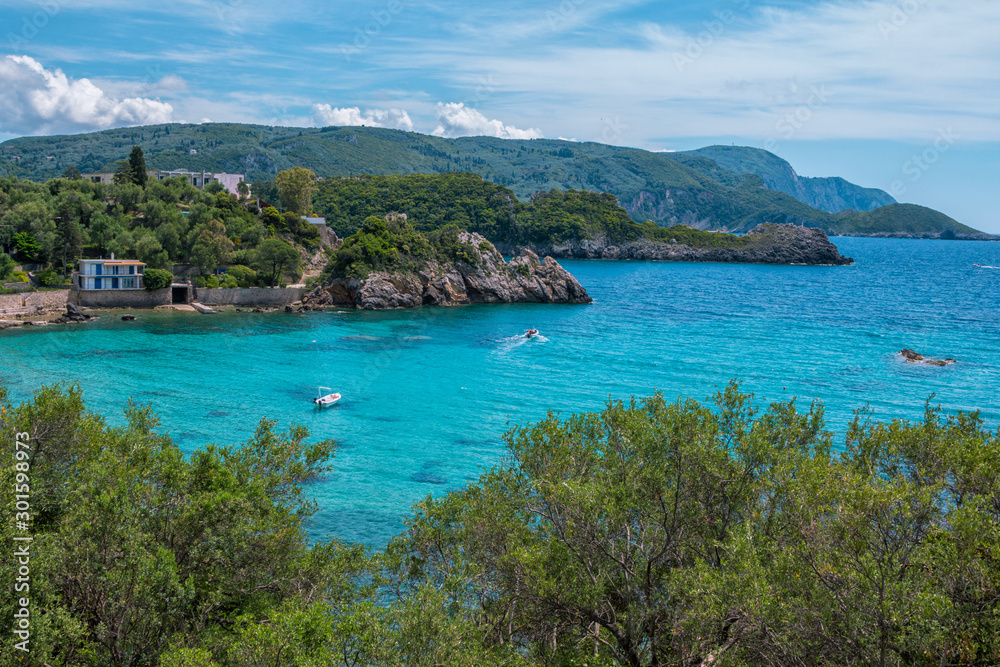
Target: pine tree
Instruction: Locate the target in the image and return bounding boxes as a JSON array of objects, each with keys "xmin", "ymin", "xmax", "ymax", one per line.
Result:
[{"xmin": 128, "ymin": 145, "xmax": 148, "ymax": 187}]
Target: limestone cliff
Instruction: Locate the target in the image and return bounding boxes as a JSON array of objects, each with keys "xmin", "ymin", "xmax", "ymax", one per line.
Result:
[{"xmin": 303, "ymin": 232, "xmax": 591, "ymax": 310}]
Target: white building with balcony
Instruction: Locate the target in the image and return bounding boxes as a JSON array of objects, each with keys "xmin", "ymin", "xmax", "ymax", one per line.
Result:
[{"xmin": 76, "ymin": 256, "xmax": 146, "ymax": 290}]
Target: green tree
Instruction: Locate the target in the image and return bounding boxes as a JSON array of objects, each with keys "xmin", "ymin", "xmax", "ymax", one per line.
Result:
[
  {"xmin": 0, "ymin": 251, "xmax": 15, "ymax": 280},
  {"xmin": 13, "ymin": 231, "xmax": 42, "ymax": 261},
  {"xmin": 135, "ymin": 233, "xmax": 170, "ymax": 269},
  {"xmin": 88, "ymin": 212, "xmax": 124, "ymax": 256},
  {"xmin": 62, "ymin": 165, "xmax": 82, "ymax": 179},
  {"xmin": 0, "ymin": 384, "xmax": 341, "ymax": 665},
  {"xmin": 112, "ymin": 159, "xmax": 132, "ymax": 185},
  {"xmin": 110, "ymin": 182, "xmax": 144, "ymax": 213},
  {"xmin": 55, "ymin": 217, "xmax": 85, "ymax": 270},
  {"xmin": 254, "ymin": 237, "xmax": 301, "ymax": 286},
  {"xmin": 236, "ymin": 180, "xmax": 250, "ymax": 200},
  {"xmin": 250, "ymin": 179, "xmax": 279, "ymax": 206},
  {"xmin": 275, "ymin": 167, "xmax": 318, "ymax": 214},
  {"xmin": 189, "ymin": 219, "xmax": 234, "ymax": 275},
  {"xmin": 224, "ymin": 264, "xmax": 258, "ymax": 287},
  {"xmin": 128, "ymin": 145, "xmax": 148, "ymax": 187},
  {"xmin": 143, "ymin": 267, "xmax": 173, "ymax": 290}
]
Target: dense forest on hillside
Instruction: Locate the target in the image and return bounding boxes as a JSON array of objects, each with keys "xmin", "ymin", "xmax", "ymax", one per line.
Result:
[
  {"xmin": 0, "ymin": 166, "xmax": 316, "ymax": 288},
  {"xmin": 2, "ymin": 383, "xmax": 997, "ymax": 665},
  {"xmin": 1, "ymin": 168, "xmax": 764, "ymax": 289},
  {"xmin": 2, "ymin": 123, "xmax": 986, "ymax": 239},
  {"xmin": 315, "ymin": 172, "xmax": 750, "ymax": 248}
]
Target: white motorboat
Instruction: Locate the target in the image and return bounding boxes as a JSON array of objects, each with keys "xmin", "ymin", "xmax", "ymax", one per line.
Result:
[{"xmin": 314, "ymin": 387, "xmax": 341, "ymax": 406}]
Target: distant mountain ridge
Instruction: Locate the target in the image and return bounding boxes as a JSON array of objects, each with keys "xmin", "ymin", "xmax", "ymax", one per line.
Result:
[
  {"xmin": 0, "ymin": 123, "xmax": 990, "ymax": 239},
  {"xmin": 678, "ymin": 145, "xmax": 898, "ymax": 214}
]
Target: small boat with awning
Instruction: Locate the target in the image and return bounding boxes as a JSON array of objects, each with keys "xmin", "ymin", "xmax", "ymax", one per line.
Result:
[{"xmin": 314, "ymin": 387, "xmax": 341, "ymax": 406}]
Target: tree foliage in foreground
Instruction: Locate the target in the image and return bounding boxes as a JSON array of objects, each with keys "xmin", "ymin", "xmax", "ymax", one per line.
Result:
[{"xmin": 0, "ymin": 383, "xmax": 998, "ymax": 666}]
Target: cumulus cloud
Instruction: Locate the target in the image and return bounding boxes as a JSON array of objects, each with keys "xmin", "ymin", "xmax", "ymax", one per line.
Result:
[
  {"xmin": 0, "ymin": 55, "xmax": 173, "ymax": 135},
  {"xmin": 431, "ymin": 102, "xmax": 542, "ymax": 139},
  {"xmin": 311, "ymin": 104, "xmax": 414, "ymax": 131}
]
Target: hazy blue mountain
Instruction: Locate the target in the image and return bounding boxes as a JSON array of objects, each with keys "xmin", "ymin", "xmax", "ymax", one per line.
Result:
[{"xmin": 679, "ymin": 145, "xmax": 898, "ymax": 214}]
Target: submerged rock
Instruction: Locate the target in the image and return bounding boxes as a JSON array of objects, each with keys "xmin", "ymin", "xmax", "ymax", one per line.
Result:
[
  {"xmin": 304, "ymin": 232, "xmax": 592, "ymax": 310},
  {"xmin": 900, "ymin": 349, "xmax": 956, "ymax": 366}
]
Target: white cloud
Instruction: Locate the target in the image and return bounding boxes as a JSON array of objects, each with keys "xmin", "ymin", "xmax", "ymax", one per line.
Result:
[
  {"xmin": 384, "ymin": 0, "xmax": 1000, "ymax": 143},
  {"xmin": 311, "ymin": 104, "xmax": 414, "ymax": 131},
  {"xmin": 0, "ymin": 55, "xmax": 173, "ymax": 135},
  {"xmin": 431, "ymin": 102, "xmax": 542, "ymax": 139}
]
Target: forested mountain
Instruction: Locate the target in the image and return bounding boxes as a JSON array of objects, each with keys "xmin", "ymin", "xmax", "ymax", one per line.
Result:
[
  {"xmin": 678, "ymin": 145, "xmax": 898, "ymax": 214},
  {"xmin": 0, "ymin": 123, "xmax": 989, "ymax": 238}
]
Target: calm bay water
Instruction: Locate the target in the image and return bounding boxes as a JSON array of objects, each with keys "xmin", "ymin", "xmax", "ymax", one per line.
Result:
[{"xmin": 2, "ymin": 237, "xmax": 999, "ymax": 546}]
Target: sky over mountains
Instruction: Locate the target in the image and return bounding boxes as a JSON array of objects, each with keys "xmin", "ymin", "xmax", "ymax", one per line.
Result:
[{"xmin": 0, "ymin": 0, "xmax": 998, "ymax": 231}]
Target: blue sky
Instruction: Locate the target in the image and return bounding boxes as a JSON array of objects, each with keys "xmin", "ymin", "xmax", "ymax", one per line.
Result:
[{"xmin": 1, "ymin": 0, "xmax": 998, "ymax": 232}]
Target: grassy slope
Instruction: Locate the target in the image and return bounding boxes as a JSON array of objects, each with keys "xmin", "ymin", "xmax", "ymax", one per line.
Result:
[{"xmin": 0, "ymin": 123, "xmax": 985, "ymax": 237}]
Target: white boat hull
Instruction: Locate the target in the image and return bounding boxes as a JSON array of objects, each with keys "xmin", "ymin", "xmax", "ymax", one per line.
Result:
[{"xmin": 314, "ymin": 393, "xmax": 341, "ymax": 406}]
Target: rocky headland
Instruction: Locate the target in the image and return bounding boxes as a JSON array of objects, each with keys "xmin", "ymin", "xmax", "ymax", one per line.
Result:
[
  {"xmin": 500, "ymin": 223, "xmax": 853, "ymax": 266},
  {"xmin": 303, "ymin": 231, "xmax": 592, "ymax": 310}
]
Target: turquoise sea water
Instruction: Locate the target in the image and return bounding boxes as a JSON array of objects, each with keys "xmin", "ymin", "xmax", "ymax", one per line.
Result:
[{"xmin": 2, "ymin": 237, "xmax": 999, "ymax": 546}]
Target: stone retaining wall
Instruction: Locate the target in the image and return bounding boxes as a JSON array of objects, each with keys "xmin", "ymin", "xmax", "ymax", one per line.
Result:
[
  {"xmin": 0, "ymin": 290, "xmax": 69, "ymax": 313},
  {"xmin": 195, "ymin": 287, "xmax": 308, "ymax": 306},
  {"xmin": 70, "ymin": 288, "xmax": 172, "ymax": 308}
]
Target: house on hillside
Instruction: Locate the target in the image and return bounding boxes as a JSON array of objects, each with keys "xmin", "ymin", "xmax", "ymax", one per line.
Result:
[
  {"xmin": 70, "ymin": 255, "xmax": 179, "ymax": 308},
  {"xmin": 81, "ymin": 169, "xmax": 247, "ymax": 196},
  {"xmin": 75, "ymin": 256, "xmax": 145, "ymax": 291}
]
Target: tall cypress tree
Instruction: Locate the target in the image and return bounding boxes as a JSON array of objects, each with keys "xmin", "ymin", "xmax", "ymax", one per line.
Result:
[{"xmin": 127, "ymin": 145, "xmax": 148, "ymax": 187}]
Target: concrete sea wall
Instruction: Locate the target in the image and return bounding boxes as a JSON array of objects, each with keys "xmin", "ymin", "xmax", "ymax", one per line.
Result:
[
  {"xmin": 70, "ymin": 289, "xmax": 172, "ymax": 308},
  {"xmin": 195, "ymin": 287, "xmax": 308, "ymax": 306},
  {"xmin": 0, "ymin": 290, "xmax": 70, "ymax": 314}
]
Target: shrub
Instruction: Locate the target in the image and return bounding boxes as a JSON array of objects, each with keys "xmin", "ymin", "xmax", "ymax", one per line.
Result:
[
  {"xmin": 144, "ymin": 268, "xmax": 173, "ymax": 291},
  {"xmin": 225, "ymin": 264, "xmax": 258, "ymax": 288},
  {"xmin": 10, "ymin": 270, "xmax": 29, "ymax": 283},
  {"xmin": 35, "ymin": 269, "xmax": 65, "ymax": 286},
  {"xmin": 219, "ymin": 273, "xmax": 239, "ymax": 289},
  {"xmin": 0, "ymin": 252, "xmax": 15, "ymax": 280},
  {"xmin": 193, "ymin": 275, "xmax": 220, "ymax": 289}
]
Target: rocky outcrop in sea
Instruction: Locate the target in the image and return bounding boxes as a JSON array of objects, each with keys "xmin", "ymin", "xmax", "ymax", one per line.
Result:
[
  {"xmin": 501, "ymin": 223, "xmax": 853, "ymax": 266},
  {"xmin": 303, "ymin": 232, "xmax": 592, "ymax": 310}
]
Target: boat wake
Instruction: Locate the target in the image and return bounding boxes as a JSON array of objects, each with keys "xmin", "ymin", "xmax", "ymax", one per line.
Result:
[
  {"xmin": 495, "ymin": 334, "xmax": 550, "ymax": 353},
  {"xmin": 973, "ymin": 264, "xmax": 999, "ymax": 269}
]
